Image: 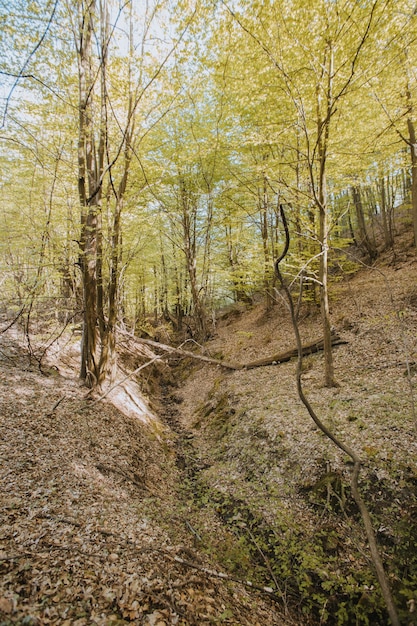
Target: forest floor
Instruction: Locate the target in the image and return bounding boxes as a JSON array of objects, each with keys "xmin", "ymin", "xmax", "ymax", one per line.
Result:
[
  {"xmin": 168, "ymin": 232, "xmax": 417, "ymax": 625},
  {"xmin": 0, "ymin": 333, "xmax": 288, "ymax": 625},
  {"xmin": 1, "ymin": 230, "xmax": 417, "ymax": 625}
]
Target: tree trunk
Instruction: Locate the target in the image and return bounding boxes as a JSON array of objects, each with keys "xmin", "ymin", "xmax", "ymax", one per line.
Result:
[
  {"xmin": 351, "ymin": 185, "xmax": 378, "ymax": 261},
  {"xmin": 378, "ymin": 175, "xmax": 394, "ymax": 249},
  {"xmin": 226, "ymin": 223, "xmax": 249, "ymax": 303},
  {"xmin": 260, "ymin": 174, "xmax": 273, "ymax": 310},
  {"xmin": 407, "ymin": 117, "xmax": 417, "ymax": 252},
  {"xmin": 76, "ymin": 0, "xmax": 99, "ymax": 386},
  {"xmin": 319, "ymin": 206, "xmax": 336, "ymax": 387},
  {"xmin": 316, "ymin": 42, "xmax": 337, "ymax": 387},
  {"xmin": 180, "ymin": 177, "xmax": 207, "ymax": 339}
]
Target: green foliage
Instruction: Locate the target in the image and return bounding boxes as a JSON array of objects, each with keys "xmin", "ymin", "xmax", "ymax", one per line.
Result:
[
  {"xmin": 2, "ymin": 0, "xmax": 416, "ymax": 328},
  {"xmin": 193, "ymin": 482, "xmax": 391, "ymax": 624},
  {"xmin": 174, "ymin": 447, "xmax": 417, "ymax": 626}
]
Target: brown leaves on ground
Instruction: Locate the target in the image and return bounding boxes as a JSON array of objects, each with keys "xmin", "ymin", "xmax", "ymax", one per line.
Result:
[
  {"xmin": 0, "ymin": 334, "xmax": 284, "ymax": 625},
  {"xmin": 175, "ymin": 247, "xmax": 417, "ymax": 611}
]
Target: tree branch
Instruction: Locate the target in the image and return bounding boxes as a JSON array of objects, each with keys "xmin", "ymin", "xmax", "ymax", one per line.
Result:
[
  {"xmin": 1, "ymin": 0, "xmax": 59, "ymax": 128},
  {"xmin": 275, "ymin": 204, "xmax": 400, "ymax": 626}
]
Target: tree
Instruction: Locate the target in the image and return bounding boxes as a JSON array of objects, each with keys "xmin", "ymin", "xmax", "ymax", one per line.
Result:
[
  {"xmin": 363, "ymin": 2, "xmax": 417, "ymax": 251},
  {"xmin": 216, "ymin": 0, "xmax": 384, "ymax": 385},
  {"xmin": 69, "ymin": 0, "xmax": 196, "ymax": 385}
]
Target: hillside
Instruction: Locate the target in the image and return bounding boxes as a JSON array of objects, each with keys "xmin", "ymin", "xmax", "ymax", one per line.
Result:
[
  {"xmin": 0, "ymin": 334, "xmax": 287, "ymax": 625},
  {"xmin": 170, "ymin": 233, "xmax": 417, "ymax": 625},
  {"xmin": 1, "ymin": 232, "xmax": 417, "ymax": 625}
]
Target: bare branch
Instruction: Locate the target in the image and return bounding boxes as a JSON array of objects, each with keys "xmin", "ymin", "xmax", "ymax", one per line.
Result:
[{"xmin": 1, "ymin": 0, "xmax": 59, "ymax": 128}]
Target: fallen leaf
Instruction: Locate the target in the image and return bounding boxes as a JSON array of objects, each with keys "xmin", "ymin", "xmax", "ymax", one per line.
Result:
[{"xmin": 0, "ymin": 597, "xmax": 13, "ymax": 613}]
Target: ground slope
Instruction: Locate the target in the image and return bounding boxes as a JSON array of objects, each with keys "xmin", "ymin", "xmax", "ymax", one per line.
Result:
[
  {"xmin": 1, "ymin": 236, "xmax": 417, "ymax": 625},
  {"xmin": 0, "ymin": 334, "xmax": 288, "ymax": 625},
  {"xmin": 172, "ymin": 238, "xmax": 417, "ymax": 624}
]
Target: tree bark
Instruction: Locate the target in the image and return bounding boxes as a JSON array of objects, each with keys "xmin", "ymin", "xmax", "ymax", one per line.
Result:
[
  {"xmin": 76, "ymin": 0, "xmax": 99, "ymax": 386},
  {"xmin": 121, "ymin": 331, "xmax": 346, "ymax": 371},
  {"xmin": 407, "ymin": 116, "xmax": 417, "ymax": 253},
  {"xmin": 351, "ymin": 185, "xmax": 377, "ymax": 261},
  {"xmin": 316, "ymin": 41, "xmax": 337, "ymax": 387},
  {"xmin": 179, "ymin": 176, "xmax": 207, "ymax": 339}
]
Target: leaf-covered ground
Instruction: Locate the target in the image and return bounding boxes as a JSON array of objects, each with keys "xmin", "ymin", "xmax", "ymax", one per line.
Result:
[
  {"xmin": 0, "ymin": 333, "xmax": 288, "ymax": 625},
  {"xmin": 1, "ymin": 234, "xmax": 417, "ymax": 625},
  {"xmin": 174, "ymin": 235, "xmax": 417, "ymax": 624}
]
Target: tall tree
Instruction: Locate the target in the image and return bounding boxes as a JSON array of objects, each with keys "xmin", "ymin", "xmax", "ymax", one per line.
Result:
[
  {"xmin": 69, "ymin": 0, "xmax": 195, "ymax": 385},
  {"xmin": 217, "ymin": 0, "xmax": 384, "ymax": 385}
]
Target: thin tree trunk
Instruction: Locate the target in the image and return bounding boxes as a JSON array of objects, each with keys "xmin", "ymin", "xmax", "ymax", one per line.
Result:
[
  {"xmin": 316, "ymin": 42, "xmax": 336, "ymax": 387},
  {"xmin": 180, "ymin": 177, "xmax": 207, "ymax": 339},
  {"xmin": 319, "ymin": 207, "xmax": 336, "ymax": 387},
  {"xmin": 260, "ymin": 174, "xmax": 273, "ymax": 310},
  {"xmin": 351, "ymin": 185, "xmax": 378, "ymax": 261},
  {"xmin": 407, "ymin": 116, "xmax": 417, "ymax": 252},
  {"xmin": 378, "ymin": 175, "xmax": 394, "ymax": 249}
]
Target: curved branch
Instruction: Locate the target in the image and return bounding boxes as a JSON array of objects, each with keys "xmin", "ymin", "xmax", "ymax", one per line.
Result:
[{"xmin": 275, "ymin": 205, "xmax": 400, "ymax": 626}]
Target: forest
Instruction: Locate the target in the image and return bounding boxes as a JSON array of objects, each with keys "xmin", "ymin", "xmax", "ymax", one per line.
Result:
[{"xmin": 1, "ymin": 1, "xmax": 417, "ymax": 625}]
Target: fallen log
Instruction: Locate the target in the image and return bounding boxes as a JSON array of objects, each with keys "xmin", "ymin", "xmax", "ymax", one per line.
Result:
[
  {"xmin": 119, "ymin": 329, "xmax": 347, "ymax": 371},
  {"xmin": 118, "ymin": 331, "xmax": 241, "ymax": 370},
  {"xmin": 243, "ymin": 332, "xmax": 347, "ymax": 369}
]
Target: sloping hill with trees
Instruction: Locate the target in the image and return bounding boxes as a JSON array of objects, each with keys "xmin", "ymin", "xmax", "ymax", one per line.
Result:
[
  {"xmin": 1, "ymin": 228, "xmax": 417, "ymax": 625},
  {"xmin": 1, "ymin": 0, "xmax": 417, "ymax": 624}
]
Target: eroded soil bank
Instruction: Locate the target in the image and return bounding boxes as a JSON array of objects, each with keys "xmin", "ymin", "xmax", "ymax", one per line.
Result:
[{"xmin": 0, "ymin": 333, "xmax": 289, "ymax": 626}]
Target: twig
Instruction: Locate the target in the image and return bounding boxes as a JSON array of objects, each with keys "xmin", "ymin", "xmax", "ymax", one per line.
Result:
[
  {"xmin": 95, "ymin": 462, "xmax": 148, "ymax": 491},
  {"xmin": 246, "ymin": 527, "xmax": 286, "ymax": 608},
  {"xmin": 34, "ymin": 512, "xmax": 82, "ymax": 526},
  {"xmin": 50, "ymin": 395, "xmax": 66, "ymax": 412},
  {"xmin": 185, "ymin": 520, "xmax": 203, "ymax": 543},
  {"xmin": 0, "ymin": 553, "xmax": 33, "ymax": 561},
  {"xmin": 0, "ymin": 306, "xmax": 26, "ymax": 333},
  {"xmin": 27, "ymin": 514, "xmax": 282, "ymax": 602},
  {"xmin": 171, "ymin": 555, "xmax": 280, "ymax": 601}
]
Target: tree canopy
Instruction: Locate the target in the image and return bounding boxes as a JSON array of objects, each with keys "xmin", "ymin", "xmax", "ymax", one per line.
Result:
[{"xmin": 1, "ymin": 0, "xmax": 416, "ymax": 381}]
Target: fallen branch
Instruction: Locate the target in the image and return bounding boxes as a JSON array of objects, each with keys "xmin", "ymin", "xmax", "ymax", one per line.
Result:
[
  {"xmin": 95, "ymin": 462, "xmax": 147, "ymax": 491},
  {"xmin": 119, "ymin": 328, "xmax": 346, "ymax": 371},
  {"xmin": 118, "ymin": 331, "xmax": 241, "ymax": 370},
  {"xmin": 243, "ymin": 332, "xmax": 347, "ymax": 369},
  {"xmin": 0, "ymin": 552, "xmax": 33, "ymax": 562},
  {"xmin": 28, "ymin": 513, "xmax": 281, "ymax": 601},
  {"xmin": 50, "ymin": 395, "xmax": 66, "ymax": 413},
  {"xmin": 171, "ymin": 555, "xmax": 281, "ymax": 601}
]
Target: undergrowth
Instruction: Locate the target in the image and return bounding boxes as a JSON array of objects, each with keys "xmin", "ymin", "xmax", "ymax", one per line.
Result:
[
  {"xmin": 201, "ymin": 475, "xmax": 416, "ymax": 624},
  {"xmin": 173, "ymin": 426, "xmax": 417, "ymax": 626}
]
